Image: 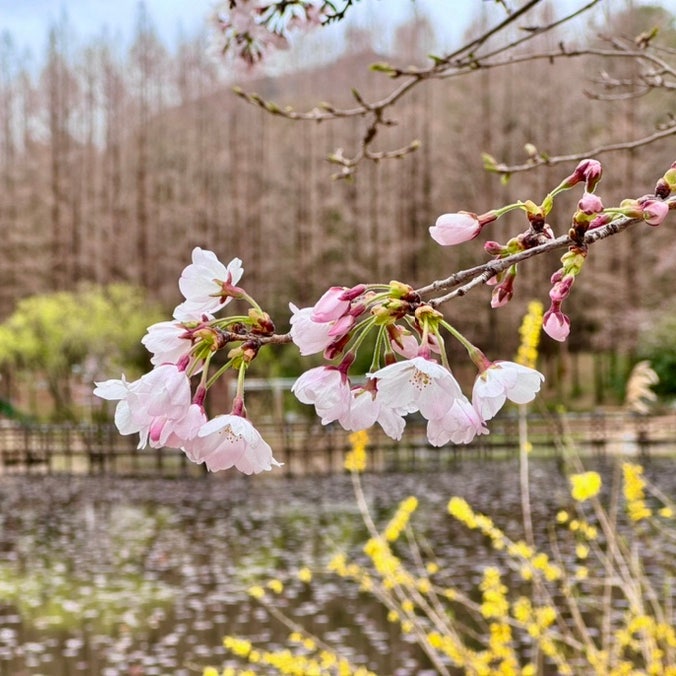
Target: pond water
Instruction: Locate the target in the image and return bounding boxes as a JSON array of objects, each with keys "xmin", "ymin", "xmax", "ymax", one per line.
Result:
[{"xmin": 0, "ymin": 456, "xmax": 674, "ymax": 675}]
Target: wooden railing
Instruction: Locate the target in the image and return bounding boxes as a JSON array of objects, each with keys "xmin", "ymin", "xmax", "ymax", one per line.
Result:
[{"xmin": 0, "ymin": 411, "xmax": 674, "ymax": 476}]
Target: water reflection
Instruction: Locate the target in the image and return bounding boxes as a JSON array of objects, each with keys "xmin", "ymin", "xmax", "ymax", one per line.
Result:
[{"xmin": 0, "ymin": 457, "xmax": 673, "ymax": 675}]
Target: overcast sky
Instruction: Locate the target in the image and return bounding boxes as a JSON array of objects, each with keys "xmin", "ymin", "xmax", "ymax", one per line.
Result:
[
  {"xmin": 1, "ymin": 1, "xmax": 652, "ymax": 65},
  {"xmin": 0, "ymin": 0, "xmax": 477, "ymax": 60},
  {"xmin": 0, "ymin": 0, "xmax": 212, "ymax": 56}
]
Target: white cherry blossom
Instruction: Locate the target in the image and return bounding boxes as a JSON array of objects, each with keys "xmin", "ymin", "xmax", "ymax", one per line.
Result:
[
  {"xmin": 338, "ymin": 384, "xmax": 407, "ymax": 441},
  {"xmin": 472, "ymin": 361, "xmax": 545, "ymax": 421},
  {"xmin": 370, "ymin": 357, "xmax": 463, "ymax": 421},
  {"xmin": 173, "ymin": 247, "xmax": 243, "ymax": 321},
  {"xmin": 292, "ymin": 366, "xmax": 352, "ymax": 424},
  {"xmin": 427, "ymin": 398, "xmax": 488, "ymax": 447}
]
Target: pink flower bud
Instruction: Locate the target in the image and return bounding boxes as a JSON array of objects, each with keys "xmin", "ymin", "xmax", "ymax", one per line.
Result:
[
  {"xmin": 311, "ymin": 287, "xmax": 350, "ymax": 322},
  {"xmin": 641, "ymin": 199, "xmax": 669, "ymax": 226},
  {"xmin": 589, "ymin": 213, "xmax": 611, "ymax": 230},
  {"xmin": 543, "ymin": 310, "xmax": 571, "ymax": 342},
  {"xmin": 340, "ymin": 284, "xmax": 367, "ymax": 302},
  {"xmin": 484, "ymin": 241, "xmax": 506, "ymax": 255},
  {"xmin": 572, "ymin": 159, "xmax": 603, "ymax": 192},
  {"xmin": 490, "ymin": 272, "xmax": 515, "ymax": 308},
  {"xmin": 429, "ymin": 212, "xmax": 482, "ymax": 246},
  {"xmin": 491, "ymin": 284, "xmax": 512, "ymax": 308},
  {"xmin": 578, "ymin": 192, "xmax": 604, "ymax": 215},
  {"xmin": 549, "ymin": 276, "xmax": 574, "ymax": 303}
]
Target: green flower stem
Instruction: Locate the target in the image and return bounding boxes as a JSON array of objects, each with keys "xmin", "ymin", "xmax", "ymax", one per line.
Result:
[
  {"xmin": 206, "ymin": 357, "xmax": 237, "ymax": 390},
  {"xmin": 440, "ymin": 320, "xmax": 488, "ymax": 370}
]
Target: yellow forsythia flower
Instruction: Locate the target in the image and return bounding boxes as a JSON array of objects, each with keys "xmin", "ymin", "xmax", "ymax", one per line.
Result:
[
  {"xmin": 384, "ymin": 496, "xmax": 418, "ymax": 541},
  {"xmin": 569, "ymin": 471, "xmax": 602, "ymax": 502},
  {"xmin": 297, "ymin": 567, "xmax": 312, "ymax": 583},
  {"xmin": 344, "ymin": 430, "xmax": 369, "ymax": 472},
  {"xmin": 266, "ymin": 578, "xmax": 284, "ymax": 594},
  {"xmin": 575, "ymin": 543, "xmax": 590, "ymax": 559},
  {"xmin": 516, "ymin": 301, "xmax": 544, "ymax": 369},
  {"xmin": 247, "ymin": 585, "xmax": 265, "ymax": 600},
  {"xmin": 622, "ymin": 463, "xmax": 652, "ymax": 521}
]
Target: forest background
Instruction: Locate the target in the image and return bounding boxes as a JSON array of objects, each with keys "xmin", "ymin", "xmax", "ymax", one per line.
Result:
[{"xmin": 0, "ymin": 0, "xmax": 674, "ymax": 419}]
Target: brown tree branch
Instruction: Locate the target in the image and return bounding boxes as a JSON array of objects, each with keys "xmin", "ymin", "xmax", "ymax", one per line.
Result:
[
  {"xmin": 233, "ymin": 0, "xmax": 608, "ymax": 177},
  {"xmin": 487, "ymin": 124, "xmax": 676, "ymax": 176}
]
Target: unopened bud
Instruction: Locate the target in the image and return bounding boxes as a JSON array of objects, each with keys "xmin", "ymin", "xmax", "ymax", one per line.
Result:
[
  {"xmin": 543, "ymin": 309, "xmax": 571, "ymax": 342},
  {"xmin": 323, "ymin": 333, "xmax": 351, "ymax": 360},
  {"xmin": 388, "ymin": 280, "xmax": 415, "ymax": 299},
  {"xmin": 484, "ymin": 241, "xmax": 506, "ymax": 256},
  {"xmin": 640, "ymin": 199, "xmax": 669, "ymax": 226},
  {"xmin": 549, "ymin": 276, "xmax": 574, "ymax": 303},
  {"xmin": 340, "ymin": 284, "xmax": 367, "ymax": 302},
  {"xmin": 577, "ymin": 192, "xmax": 604, "ymax": 215},
  {"xmin": 372, "ymin": 299, "xmax": 409, "ymax": 323},
  {"xmin": 248, "ymin": 309, "xmax": 275, "ymax": 335}
]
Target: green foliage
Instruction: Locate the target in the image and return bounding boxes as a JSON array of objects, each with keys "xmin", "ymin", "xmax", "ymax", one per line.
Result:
[
  {"xmin": 0, "ymin": 284, "xmax": 163, "ymax": 418},
  {"xmin": 638, "ymin": 304, "xmax": 676, "ymax": 397}
]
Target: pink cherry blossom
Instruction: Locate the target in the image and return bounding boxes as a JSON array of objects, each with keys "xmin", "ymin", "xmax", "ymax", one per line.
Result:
[
  {"xmin": 429, "ymin": 212, "xmax": 482, "ymax": 246},
  {"xmin": 543, "ymin": 310, "xmax": 571, "ymax": 342},
  {"xmin": 288, "ymin": 303, "xmax": 334, "ymax": 355},
  {"xmin": 426, "ymin": 398, "xmax": 488, "ymax": 446},
  {"xmin": 390, "ymin": 332, "xmax": 420, "ymax": 359},
  {"xmin": 292, "ymin": 366, "xmax": 352, "ymax": 424},
  {"xmin": 389, "ymin": 328, "xmax": 441, "ymax": 359},
  {"xmin": 189, "ymin": 414, "xmax": 282, "ymax": 474},
  {"xmin": 142, "ymin": 320, "xmax": 195, "ymax": 367},
  {"xmin": 338, "ymin": 385, "xmax": 407, "ymax": 440},
  {"xmin": 173, "ymin": 247, "xmax": 243, "ymax": 321},
  {"xmin": 94, "ymin": 364, "xmax": 193, "ymax": 448},
  {"xmin": 472, "ymin": 361, "xmax": 545, "ymax": 421},
  {"xmin": 163, "ymin": 404, "xmax": 208, "ymax": 453},
  {"xmin": 370, "ymin": 357, "xmax": 464, "ymax": 421}
]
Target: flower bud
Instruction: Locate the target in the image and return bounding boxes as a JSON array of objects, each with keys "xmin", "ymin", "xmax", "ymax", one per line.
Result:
[
  {"xmin": 543, "ymin": 309, "xmax": 571, "ymax": 342},
  {"xmin": 577, "ymin": 192, "xmax": 604, "ymax": 215},
  {"xmin": 311, "ymin": 287, "xmax": 350, "ymax": 323},
  {"xmin": 429, "ymin": 211, "xmax": 482, "ymax": 246},
  {"xmin": 549, "ymin": 276, "xmax": 574, "ymax": 303},
  {"xmin": 340, "ymin": 284, "xmax": 367, "ymax": 302},
  {"xmin": 491, "ymin": 284, "xmax": 512, "ymax": 308},
  {"xmin": 484, "ymin": 241, "xmax": 506, "ymax": 256},
  {"xmin": 640, "ymin": 199, "xmax": 669, "ymax": 226},
  {"xmin": 570, "ymin": 159, "xmax": 602, "ymax": 192},
  {"xmin": 388, "ymin": 280, "xmax": 415, "ymax": 299},
  {"xmin": 248, "ymin": 309, "xmax": 275, "ymax": 335}
]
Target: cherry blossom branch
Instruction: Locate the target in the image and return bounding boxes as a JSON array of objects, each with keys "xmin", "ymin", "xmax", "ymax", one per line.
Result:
[
  {"xmin": 226, "ymin": 0, "xmax": 676, "ymax": 179},
  {"xmin": 93, "ymin": 160, "xmax": 675, "ymax": 472},
  {"xmin": 230, "ymin": 0, "xmax": 610, "ymax": 177},
  {"xmin": 213, "ymin": 190, "xmax": 676, "ymax": 341},
  {"xmin": 423, "ymin": 195, "xmax": 676, "ymax": 307}
]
